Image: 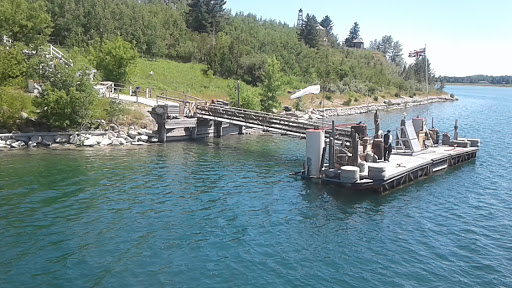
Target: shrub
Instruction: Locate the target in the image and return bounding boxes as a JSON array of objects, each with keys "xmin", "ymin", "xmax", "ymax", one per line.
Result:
[
  {"xmin": 373, "ymin": 95, "xmax": 379, "ymax": 102},
  {"xmin": 0, "ymin": 87, "xmax": 34, "ymax": 131},
  {"xmin": 343, "ymin": 97, "xmax": 352, "ymax": 106},
  {"xmin": 293, "ymin": 97, "xmax": 306, "ymax": 112},
  {"xmin": 324, "ymin": 93, "xmax": 333, "ymax": 102}
]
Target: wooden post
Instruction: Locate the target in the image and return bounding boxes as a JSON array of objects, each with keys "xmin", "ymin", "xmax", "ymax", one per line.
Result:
[
  {"xmin": 238, "ymin": 125, "xmax": 244, "ymax": 135},
  {"xmin": 352, "ymin": 129, "xmax": 359, "ymax": 167},
  {"xmin": 329, "ymin": 120, "xmax": 335, "ymax": 169},
  {"xmin": 454, "ymin": 119, "xmax": 459, "ymax": 140},
  {"xmin": 237, "ymin": 80, "xmax": 240, "ymax": 107},
  {"xmin": 374, "ymin": 110, "xmax": 380, "ymax": 137},
  {"xmin": 215, "ymin": 121, "xmax": 223, "ymax": 138},
  {"xmin": 191, "ymin": 127, "xmax": 197, "ymax": 140}
]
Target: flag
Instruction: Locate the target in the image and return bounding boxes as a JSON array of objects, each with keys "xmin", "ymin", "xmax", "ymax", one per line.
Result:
[
  {"xmin": 290, "ymin": 85, "xmax": 321, "ymax": 99},
  {"xmin": 408, "ymin": 48, "xmax": 426, "ymax": 58}
]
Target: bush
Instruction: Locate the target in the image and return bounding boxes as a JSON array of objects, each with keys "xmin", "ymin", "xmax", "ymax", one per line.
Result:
[
  {"xmin": 343, "ymin": 97, "xmax": 352, "ymax": 106},
  {"xmin": 324, "ymin": 93, "xmax": 333, "ymax": 102},
  {"xmin": 373, "ymin": 95, "xmax": 379, "ymax": 102},
  {"xmin": 293, "ymin": 97, "xmax": 306, "ymax": 112},
  {"xmin": 0, "ymin": 87, "xmax": 34, "ymax": 131},
  {"xmin": 35, "ymin": 63, "xmax": 98, "ymax": 130},
  {"xmin": 227, "ymin": 80, "xmax": 261, "ymax": 111}
]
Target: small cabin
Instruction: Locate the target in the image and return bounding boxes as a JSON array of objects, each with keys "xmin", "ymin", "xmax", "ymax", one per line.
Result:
[{"xmin": 350, "ymin": 38, "xmax": 364, "ymax": 49}]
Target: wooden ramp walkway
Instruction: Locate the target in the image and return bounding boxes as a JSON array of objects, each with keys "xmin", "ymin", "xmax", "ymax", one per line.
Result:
[{"xmin": 195, "ymin": 104, "xmax": 353, "ymax": 139}]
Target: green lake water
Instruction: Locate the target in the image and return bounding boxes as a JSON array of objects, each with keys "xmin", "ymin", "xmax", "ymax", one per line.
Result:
[{"xmin": 1, "ymin": 86, "xmax": 511, "ymax": 287}]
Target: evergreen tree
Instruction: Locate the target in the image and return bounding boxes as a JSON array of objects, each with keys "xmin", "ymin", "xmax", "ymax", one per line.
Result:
[
  {"xmin": 186, "ymin": 0, "xmax": 226, "ymax": 34},
  {"xmin": 205, "ymin": 0, "xmax": 226, "ymax": 35},
  {"xmin": 186, "ymin": 0, "xmax": 209, "ymax": 33},
  {"xmin": 301, "ymin": 14, "xmax": 320, "ymax": 48},
  {"xmin": 368, "ymin": 35, "xmax": 404, "ymax": 65},
  {"xmin": 319, "ymin": 15, "xmax": 333, "ymax": 35},
  {"xmin": 344, "ymin": 22, "xmax": 360, "ymax": 47}
]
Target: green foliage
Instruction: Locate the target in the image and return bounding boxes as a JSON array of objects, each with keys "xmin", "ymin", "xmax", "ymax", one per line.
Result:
[
  {"xmin": 0, "ymin": 0, "xmax": 53, "ymax": 48},
  {"xmin": 226, "ymin": 80, "xmax": 260, "ymax": 110},
  {"xmin": 35, "ymin": 63, "xmax": 98, "ymax": 130},
  {"xmin": 90, "ymin": 36, "xmax": 138, "ymax": 83},
  {"xmin": 186, "ymin": 0, "xmax": 226, "ymax": 34},
  {"xmin": 319, "ymin": 16, "xmax": 334, "ymax": 35},
  {"xmin": 300, "ymin": 14, "xmax": 320, "ymax": 48},
  {"xmin": 344, "ymin": 22, "xmax": 360, "ymax": 47},
  {"xmin": 293, "ymin": 97, "xmax": 306, "ymax": 112},
  {"xmin": 368, "ymin": 35, "xmax": 404, "ymax": 66},
  {"xmin": 0, "ymin": 46, "xmax": 27, "ymax": 86},
  {"xmin": 260, "ymin": 57, "xmax": 284, "ymax": 113},
  {"xmin": 0, "ymin": 87, "xmax": 34, "ymax": 131}
]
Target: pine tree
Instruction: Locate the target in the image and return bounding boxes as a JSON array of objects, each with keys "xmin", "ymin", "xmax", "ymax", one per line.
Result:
[
  {"xmin": 301, "ymin": 14, "xmax": 320, "ymax": 48},
  {"xmin": 319, "ymin": 15, "xmax": 333, "ymax": 35},
  {"xmin": 344, "ymin": 22, "xmax": 360, "ymax": 47},
  {"xmin": 186, "ymin": 0, "xmax": 209, "ymax": 33}
]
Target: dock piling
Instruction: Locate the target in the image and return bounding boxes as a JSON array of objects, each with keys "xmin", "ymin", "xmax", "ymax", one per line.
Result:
[{"xmin": 454, "ymin": 119, "xmax": 459, "ymax": 140}]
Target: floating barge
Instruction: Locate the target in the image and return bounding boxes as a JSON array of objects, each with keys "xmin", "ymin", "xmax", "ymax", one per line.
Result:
[{"xmin": 297, "ymin": 114, "xmax": 480, "ymax": 193}]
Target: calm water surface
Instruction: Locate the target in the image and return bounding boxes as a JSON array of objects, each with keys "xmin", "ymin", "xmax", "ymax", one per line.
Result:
[{"xmin": 1, "ymin": 86, "xmax": 511, "ymax": 287}]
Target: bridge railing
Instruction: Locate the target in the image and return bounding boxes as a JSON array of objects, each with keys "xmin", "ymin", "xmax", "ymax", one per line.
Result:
[{"xmin": 196, "ymin": 104, "xmax": 354, "ymax": 138}]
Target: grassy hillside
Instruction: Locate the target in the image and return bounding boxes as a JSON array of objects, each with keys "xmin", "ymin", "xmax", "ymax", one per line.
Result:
[{"xmin": 130, "ymin": 58, "xmax": 259, "ymax": 101}]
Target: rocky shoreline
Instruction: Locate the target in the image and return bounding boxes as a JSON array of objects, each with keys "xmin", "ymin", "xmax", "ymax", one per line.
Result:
[
  {"xmin": 308, "ymin": 94, "xmax": 457, "ymax": 118},
  {"xmin": 0, "ymin": 127, "xmax": 158, "ymax": 149},
  {"xmin": 0, "ymin": 95, "xmax": 456, "ymax": 149}
]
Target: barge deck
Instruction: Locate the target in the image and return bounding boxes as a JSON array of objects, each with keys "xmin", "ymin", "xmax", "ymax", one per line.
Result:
[{"xmin": 308, "ymin": 145, "xmax": 478, "ymax": 193}]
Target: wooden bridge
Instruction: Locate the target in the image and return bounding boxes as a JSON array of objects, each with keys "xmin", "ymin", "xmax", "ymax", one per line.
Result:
[{"xmin": 151, "ymin": 102, "xmax": 366, "ymax": 143}]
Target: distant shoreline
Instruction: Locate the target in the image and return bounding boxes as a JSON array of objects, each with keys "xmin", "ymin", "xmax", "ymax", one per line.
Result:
[{"xmin": 446, "ymin": 83, "xmax": 512, "ymax": 88}]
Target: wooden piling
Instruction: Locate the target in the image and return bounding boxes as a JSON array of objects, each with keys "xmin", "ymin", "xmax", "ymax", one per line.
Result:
[
  {"xmin": 215, "ymin": 121, "xmax": 223, "ymax": 138},
  {"xmin": 454, "ymin": 119, "xmax": 459, "ymax": 140}
]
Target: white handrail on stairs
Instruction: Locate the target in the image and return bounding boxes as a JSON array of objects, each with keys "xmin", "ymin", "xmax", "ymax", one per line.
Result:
[
  {"xmin": 2, "ymin": 35, "xmax": 12, "ymax": 46},
  {"xmin": 49, "ymin": 44, "xmax": 73, "ymax": 67}
]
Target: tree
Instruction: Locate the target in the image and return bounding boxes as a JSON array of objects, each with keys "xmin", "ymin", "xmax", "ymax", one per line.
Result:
[
  {"xmin": 90, "ymin": 36, "xmax": 138, "ymax": 84},
  {"xmin": 186, "ymin": 0, "xmax": 209, "ymax": 33},
  {"xmin": 301, "ymin": 14, "xmax": 320, "ymax": 48},
  {"xmin": 0, "ymin": 46, "xmax": 27, "ymax": 86},
  {"xmin": 205, "ymin": 0, "xmax": 226, "ymax": 35},
  {"xmin": 186, "ymin": 0, "xmax": 226, "ymax": 34},
  {"xmin": 368, "ymin": 35, "xmax": 403, "ymax": 65},
  {"xmin": 35, "ymin": 62, "xmax": 98, "ymax": 130},
  {"xmin": 344, "ymin": 22, "xmax": 360, "ymax": 47},
  {"xmin": 319, "ymin": 15, "xmax": 334, "ymax": 35},
  {"xmin": 0, "ymin": 0, "xmax": 53, "ymax": 48},
  {"xmin": 260, "ymin": 57, "xmax": 284, "ymax": 113}
]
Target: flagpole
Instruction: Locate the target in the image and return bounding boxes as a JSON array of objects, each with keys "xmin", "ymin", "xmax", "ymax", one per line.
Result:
[
  {"xmin": 424, "ymin": 44, "xmax": 429, "ymax": 128},
  {"xmin": 424, "ymin": 44, "xmax": 428, "ymax": 98}
]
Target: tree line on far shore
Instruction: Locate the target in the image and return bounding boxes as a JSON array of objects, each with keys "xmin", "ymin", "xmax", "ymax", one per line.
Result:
[{"xmin": 440, "ymin": 75, "xmax": 512, "ymax": 85}]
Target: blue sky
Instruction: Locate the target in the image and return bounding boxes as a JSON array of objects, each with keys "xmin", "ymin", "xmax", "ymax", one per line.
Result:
[{"xmin": 225, "ymin": 0, "xmax": 512, "ymax": 77}]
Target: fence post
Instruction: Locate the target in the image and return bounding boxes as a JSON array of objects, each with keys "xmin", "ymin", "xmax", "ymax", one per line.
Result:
[{"xmin": 146, "ymin": 88, "xmax": 149, "ymax": 99}]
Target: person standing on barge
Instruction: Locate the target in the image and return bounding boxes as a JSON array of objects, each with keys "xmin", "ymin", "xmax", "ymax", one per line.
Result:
[{"xmin": 384, "ymin": 130, "xmax": 393, "ymax": 162}]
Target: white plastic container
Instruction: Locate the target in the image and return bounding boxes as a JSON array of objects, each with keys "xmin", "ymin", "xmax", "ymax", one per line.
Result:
[{"xmin": 306, "ymin": 129, "xmax": 325, "ymax": 177}]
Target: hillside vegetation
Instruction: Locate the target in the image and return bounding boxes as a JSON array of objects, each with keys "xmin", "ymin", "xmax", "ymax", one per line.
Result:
[{"xmin": 0, "ymin": 0, "xmax": 438, "ymax": 132}]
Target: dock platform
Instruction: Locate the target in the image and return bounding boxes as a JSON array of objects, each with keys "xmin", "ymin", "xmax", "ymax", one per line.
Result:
[{"xmin": 317, "ymin": 145, "xmax": 479, "ymax": 193}]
